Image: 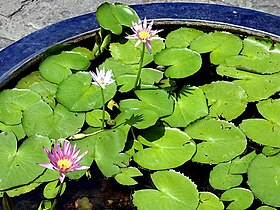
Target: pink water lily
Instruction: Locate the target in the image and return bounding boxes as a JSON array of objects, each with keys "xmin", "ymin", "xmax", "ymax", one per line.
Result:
[
  {"xmin": 38, "ymin": 140, "xmax": 89, "ymax": 183},
  {"xmin": 90, "ymin": 67, "xmax": 115, "ymax": 89},
  {"xmin": 126, "ymin": 17, "xmax": 164, "ymax": 53}
]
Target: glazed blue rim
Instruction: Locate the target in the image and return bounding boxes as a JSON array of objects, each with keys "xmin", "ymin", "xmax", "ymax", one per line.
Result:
[{"xmin": 0, "ymin": 2, "xmax": 280, "ymax": 86}]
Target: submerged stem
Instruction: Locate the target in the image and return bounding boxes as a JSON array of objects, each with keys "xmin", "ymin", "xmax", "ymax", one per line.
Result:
[
  {"xmin": 134, "ymin": 43, "xmax": 145, "ymax": 89},
  {"xmin": 101, "ymin": 87, "xmax": 105, "ymax": 129}
]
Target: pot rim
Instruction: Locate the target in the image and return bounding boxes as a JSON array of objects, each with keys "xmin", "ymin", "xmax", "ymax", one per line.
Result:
[{"xmin": 0, "ymin": 2, "xmax": 280, "ymax": 87}]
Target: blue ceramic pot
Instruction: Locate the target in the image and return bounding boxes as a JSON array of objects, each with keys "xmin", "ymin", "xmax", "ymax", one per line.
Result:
[{"xmin": 0, "ymin": 2, "xmax": 280, "ymax": 87}]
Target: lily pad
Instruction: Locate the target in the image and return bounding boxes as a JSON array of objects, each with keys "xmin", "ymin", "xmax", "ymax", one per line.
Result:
[
  {"xmin": 134, "ymin": 127, "xmax": 196, "ymax": 170},
  {"xmin": 39, "ymin": 51, "xmax": 90, "ymax": 84},
  {"xmin": 165, "ymin": 27, "xmax": 204, "ymax": 48},
  {"xmin": 190, "ymin": 31, "xmax": 243, "ymax": 64},
  {"xmin": 0, "ymin": 132, "xmax": 51, "ymax": 190},
  {"xmin": 114, "ymin": 167, "xmax": 143, "ymax": 186},
  {"xmin": 185, "ymin": 118, "xmax": 247, "ymax": 164},
  {"xmin": 56, "ymin": 71, "xmax": 117, "ymax": 111},
  {"xmin": 220, "ymin": 187, "xmax": 254, "ymax": 209},
  {"xmin": 0, "ymin": 89, "xmax": 41, "ymax": 125},
  {"xmin": 229, "ymin": 151, "xmax": 257, "ymax": 174},
  {"xmin": 197, "ymin": 192, "xmax": 224, "ymax": 210},
  {"xmin": 0, "ymin": 182, "xmax": 41, "ymax": 198},
  {"xmin": 257, "ymin": 99, "xmax": 280, "ymax": 124},
  {"xmin": 239, "ymin": 119, "xmax": 280, "ymax": 147},
  {"xmin": 22, "ymin": 101, "xmax": 85, "ymax": 139},
  {"xmin": 201, "ymin": 81, "xmax": 248, "ymax": 120},
  {"xmin": 133, "ymin": 170, "xmax": 199, "ymax": 210},
  {"xmin": 0, "ymin": 122, "xmax": 25, "ymax": 140},
  {"xmin": 209, "ymin": 162, "xmax": 243, "ymax": 190},
  {"xmin": 163, "ymin": 86, "xmax": 208, "ymax": 127},
  {"xmin": 96, "ymin": 2, "xmax": 139, "ymax": 35},
  {"xmin": 154, "ymin": 48, "xmax": 202, "ymax": 78},
  {"xmin": 85, "ymin": 110, "xmax": 110, "ymax": 127},
  {"xmin": 248, "ymin": 153, "xmax": 280, "ymax": 207}
]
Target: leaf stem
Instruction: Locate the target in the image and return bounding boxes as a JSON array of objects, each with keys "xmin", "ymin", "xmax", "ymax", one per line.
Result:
[
  {"xmin": 134, "ymin": 43, "xmax": 145, "ymax": 89},
  {"xmin": 101, "ymin": 87, "xmax": 105, "ymax": 129},
  {"xmin": 50, "ymin": 182, "xmax": 64, "ymax": 210}
]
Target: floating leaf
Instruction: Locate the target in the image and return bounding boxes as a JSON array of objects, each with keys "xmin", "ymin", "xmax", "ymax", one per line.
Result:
[
  {"xmin": 96, "ymin": 2, "xmax": 139, "ymax": 35},
  {"xmin": 100, "ymin": 58, "xmax": 138, "ymax": 77},
  {"xmin": 0, "ymin": 122, "xmax": 25, "ymax": 140},
  {"xmin": 165, "ymin": 27, "xmax": 204, "ymax": 48},
  {"xmin": 190, "ymin": 31, "xmax": 243, "ymax": 64},
  {"xmin": 0, "ymin": 182, "xmax": 41, "ymax": 198},
  {"xmin": 135, "ymin": 89, "xmax": 174, "ymax": 117},
  {"xmin": 229, "ymin": 151, "xmax": 257, "ymax": 174},
  {"xmin": 72, "ymin": 47, "xmax": 94, "ymax": 60},
  {"xmin": 133, "ymin": 170, "xmax": 199, "ymax": 210},
  {"xmin": 114, "ymin": 167, "xmax": 143, "ymax": 185},
  {"xmin": 43, "ymin": 180, "xmax": 66, "ymax": 199},
  {"xmin": 56, "ymin": 72, "xmax": 117, "ymax": 111},
  {"xmin": 163, "ymin": 86, "xmax": 208, "ymax": 127},
  {"xmin": 262, "ymin": 146, "xmax": 280, "ymax": 156},
  {"xmin": 0, "ymin": 89, "xmax": 41, "ymax": 125},
  {"xmin": 197, "ymin": 192, "xmax": 224, "ymax": 210},
  {"xmin": 0, "ymin": 133, "xmax": 50, "ymax": 190},
  {"xmin": 239, "ymin": 119, "xmax": 280, "ymax": 147},
  {"xmin": 248, "ymin": 153, "xmax": 280, "ymax": 207},
  {"xmin": 185, "ymin": 118, "xmax": 247, "ymax": 164},
  {"xmin": 257, "ymin": 99, "xmax": 280, "ymax": 124},
  {"xmin": 16, "ymin": 71, "xmax": 45, "ymax": 88},
  {"xmin": 256, "ymin": 206, "xmax": 277, "ymax": 210},
  {"xmin": 220, "ymin": 187, "xmax": 254, "ymax": 209},
  {"xmin": 134, "ymin": 128, "xmax": 196, "ymax": 170},
  {"xmin": 154, "ymin": 48, "xmax": 202, "ymax": 78},
  {"xmin": 209, "ymin": 162, "xmax": 243, "ymax": 190},
  {"xmin": 201, "ymin": 81, "xmax": 247, "ymax": 120},
  {"xmin": 85, "ymin": 110, "xmax": 110, "ymax": 128},
  {"xmin": 22, "ymin": 101, "xmax": 85, "ymax": 139},
  {"xmin": 39, "ymin": 51, "xmax": 90, "ymax": 84}
]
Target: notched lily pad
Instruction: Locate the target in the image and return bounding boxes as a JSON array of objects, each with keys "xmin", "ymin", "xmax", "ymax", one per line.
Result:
[
  {"xmin": 39, "ymin": 51, "xmax": 91, "ymax": 84},
  {"xmin": 190, "ymin": 31, "xmax": 243, "ymax": 64},
  {"xmin": 201, "ymin": 81, "xmax": 248, "ymax": 120},
  {"xmin": 248, "ymin": 153, "xmax": 280, "ymax": 207},
  {"xmin": 154, "ymin": 48, "xmax": 202, "ymax": 78},
  {"xmin": 229, "ymin": 151, "xmax": 257, "ymax": 174},
  {"xmin": 114, "ymin": 167, "xmax": 143, "ymax": 186},
  {"xmin": 185, "ymin": 118, "xmax": 247, "ymax": 164},
  {"xmin": 86, "ymin": 110, "xmax": 110, "ymax": 127},
  {"xmin": 197, "ymin": 192, "xmax": 224, "ymax": 210},
  {"xmin": 257, "ymin": 99, "xmax": 280, "ymax": 124},
  {"xmin": 133, "ymin": 170, "xmax": 199, "ymax": 210},
  {"xmin": 220, "ymin": 187, "xmax": 254, "ymax": 210},
  {"xmin": 134, "ymin": 127, "xmax": 196, "ymax": 170}
]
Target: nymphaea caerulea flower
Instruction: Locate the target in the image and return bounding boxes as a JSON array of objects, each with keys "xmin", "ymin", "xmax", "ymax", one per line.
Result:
[
  {"xmin": 39, "ymin": 141, "xmax": 89, "ymax": 183},
  {"xmin": 126, "ymin": 17, "xmax": 164, "ymax": 53},
  {"xmin": 90, "ymin": 67, "xmax": 114, "ymax": 89}
]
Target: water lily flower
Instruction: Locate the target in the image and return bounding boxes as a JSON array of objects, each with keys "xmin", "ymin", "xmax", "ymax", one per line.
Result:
[
  {"xmin": 39, "ymin": 140, "xmax": 89, "ymax": 183},
  {"xmin": 126, "ymin": 17, "xmax": 164, "ymax": 53},
  {"xmin": 90, "ymin": 67, "xmax": 115, "ymax": 89}
]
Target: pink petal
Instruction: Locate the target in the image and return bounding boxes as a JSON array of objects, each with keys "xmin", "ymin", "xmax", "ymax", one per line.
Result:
[
  {"xmin": 59, "ymin": 173, "xmax": 66, "ymax": 183},
  {"xmin": 38, "ymin": 163, "xmax": 55, "ymax": 170}
]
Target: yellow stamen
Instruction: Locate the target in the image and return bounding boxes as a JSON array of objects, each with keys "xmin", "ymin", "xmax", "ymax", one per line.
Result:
[
  {"xmin": 139, "ymin": 30, "xmax": 149, "ymax": 40},
  {"xmin": 57, "ymin": 159, "xmax": 72, "ymax": 169}
]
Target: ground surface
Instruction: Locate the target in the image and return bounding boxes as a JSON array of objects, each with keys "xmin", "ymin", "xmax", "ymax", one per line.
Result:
[{"xmin": 0, "ymin": 0, "xmax": 280, "ymax": 50}]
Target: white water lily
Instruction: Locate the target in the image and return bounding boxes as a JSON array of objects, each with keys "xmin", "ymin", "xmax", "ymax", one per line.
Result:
[{"xmin": 90, "ymin": 67, "xmax": 115, "ymax": 89}]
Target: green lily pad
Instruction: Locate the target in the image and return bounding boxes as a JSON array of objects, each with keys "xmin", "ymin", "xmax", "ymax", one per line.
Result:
[
  {"xmin": 217, "ymin": 65, "xmax": 280, "ymax": 102},
  {"xmin": 262, "ymin": 146, "xmax": 280, "ymax": 156},
  {"xmin": 239, "ymin": 119, "xmax": 280, "ymax": 147},
  {"xmin": 229, "ymin": 151, "xmax": 257, "ymax": 174},
  {"xmin": 22, "ymin": 101, "xmax": 85, "ymax": 139},
  {"xmin": 0, "ymin": 122, "xmax": 25, "ymax": 140},
  {"xmin": 96, "ymin": 2, "xmax": 139, "ymax": 35},
  {"xmin": 16, "ymin": 71, "xmax": 45, "ymax": 88},
  {"xmin": 256, "ymin": 206, "xmax": 277, "ymax": 210},
  {"xmin": 185, "ymin": 118, "xmax": 247, "ymax": 164},
  {"xmin": 0, "ymin": 182, "xmax": 41, "ymax": 197},
  {"xmin": 134, "ymin": 127, "xmax": 196, "ymax": 170},
  {"xmin": 0, "ymin": 132, "xmax": 51, "ymax": 190},
  {"xmin": 114, "ymin": 167, "xmax": 143, "ymax": 185},
  {"xmin": 154, "ymin": 48, "xmax": 202, "ymax": 78},
  {"xmin": 72, "ymin": 47, "xmax": 95, "ymax": 60},
  {"xmin": 209, "ymin": 162, "xmax": 243, "ymax": 190},
  {"xmin": 39, "ymin": 51, "xmax": 90, "ymax": 84},
  {"xmin": 165, "ymin": 27, "xmax": 204, "ymax": 48},
  {"xmin": 248, "ymin": 153, "xmax": 280, "ymax": 207},
  {"xmin": 133, "ymin": 170, "xmax": 199, "ymax": 210},
  {"xmin": 257, "ymin": 99, "xmax": 280, "ymax": 124},
  {"xmin": 43, "ymin": 180, "xmax": 66, "ymax": 199},
  {"xmin": 56, "ymin": 71, "xmax": 117, "ymax": 111},
  {"xmin": 220, "ymin": 187, "xmax": 254, "ymax": 210},
  {"xmin": 100, "ymin": 58, "xmax": 138, "ymax": 77},
  {"xmin": 85, "ymin": 110, "xmax": 110, "ymax": 127},
  {"xmin": 197, "ymin": 192, "xmax": 224, "ymax": 210},
  {"xmin": 163, "ymin": 86, "xmax": 208, "ymax": 127},
  {"xmin": 0, "ymin": 88, "xmax": 41, "ymax": 125},
  {"xmin": 190, "ymin": 31, "xmax": 243, "ymax": 64},
  {"xmin": 201, "ymin": 81, "xmax": 248, "ymax": 120},
  {"xmin": 135, "ymin": 89, "xmax": 174, "ymax": 117}
]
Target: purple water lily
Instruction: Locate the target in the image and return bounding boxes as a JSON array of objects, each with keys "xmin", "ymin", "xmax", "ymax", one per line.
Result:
[
  {"xmin": 126, "ymin": 17, "xmax": 164, "ymax": 53},
  {"xmin": 90, "ymin": 67, "xmax": 115, "ymax": 89},
  {"xmin": 39, "ymin": 140, "xmax": 89, "ymax": 183}
]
